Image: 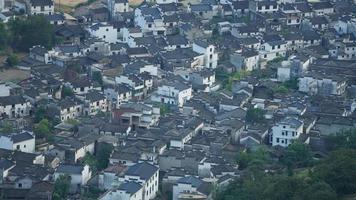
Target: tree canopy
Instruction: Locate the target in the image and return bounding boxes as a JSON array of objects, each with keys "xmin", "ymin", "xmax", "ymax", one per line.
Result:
[{"xmin": 53, "ymin": 174, "xmax": 71, "ymax": 200}]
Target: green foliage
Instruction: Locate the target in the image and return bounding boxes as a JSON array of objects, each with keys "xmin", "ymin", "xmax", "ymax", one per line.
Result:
[
  {"xmin": 0, "ymin": 122, "xmax": 13, "ymax": 134},
  {"xmin": 160, "ymin": 104, "xmax": 171, "ymax": 116},
  {"xmin": 66, "ymin": 118, "xmax": 80, "ymax": 126},
  {"xmin": 236, "ymin": 147, "xmax": 271, "ymax": 170},
  {"xmin": 282, "ymin": 78, "xmax": 298, "ymax": 90},
  {"xmin": 273, "ymin": 85, "xmax": 289, "ymax": 94},
  {"xmin": 61, "ymin": 86, "xmax": 74, "ymax": 98},
  {"xmin": 34, "ymin": 119, "xmax": 52, "ymax": 139},
  {"xmin": 92, "ymin": 71, "xmax": 103, "ymax": 85},
  {"xmin": 325, "ymin": 129, "xmax": 356, "ymax": 151},
  {"xmin": 96, "ymin": 143, "xmax": 113, "ymax": 171},
  {"xmin": 53, "ymin": 174, "xmax": 71, "ymax": 200},
  {"xmin": 81, "ymin": 186, "xmax": 102, "ymax": 200},
  {"xmin": 83, "ymin": 152, "xmax": 98, "ymax": 173},
  {"xmin": 34, "ymin": 106, "xmax": 47, "ymax": 123},
  {"xmin": 219, "ymin": 129, "xmax": 356, "ymax": 200},
  {"xmin": 280, "ymin": 142, "xmax": 313, "ymax": 169},
  {"xmin": 313, "ymin": 149, "xmax": 356, "ymax": 195},
  {"xmin": 6, "ymin": 54, "xmax": 19, "ymax": 67},
  {"xmin": 216, "ymin": 172, "xmax": 337, "ymax": 200},
  {"xmin": 216, "ymin": 69, "xmax": 250, "ymax": 91},
  {"xmin": 9, "ymin": 16, "xmax": 55, "ymax": 51},
  {"xmin": 0, "ymin": 23, "xmax": 10, "ymax": 50},
  {"xmin": 246, "ymin": 108, "xmax": 265, "ymax": 123}
]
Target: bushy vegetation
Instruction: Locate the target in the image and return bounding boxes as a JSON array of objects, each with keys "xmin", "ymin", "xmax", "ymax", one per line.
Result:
[
  {"xmin": 216, "ymin": 129, "xmax": 356, "ymax": 200},
  {"xmin": 0, "ymin": 16, "xmax": 55, "ymax": 52}
]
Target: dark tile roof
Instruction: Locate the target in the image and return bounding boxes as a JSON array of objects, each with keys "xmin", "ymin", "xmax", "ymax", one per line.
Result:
[
  {"xmin": 11, "ymin": 132, "xmax": 34, "ymax": 143},
  {"xmin": 0, "ymin": 95, "xmax": 26, "ymax": 106},
  {"xmin": 125, "ymin": 162, "xmax": 158, "ymax": 180},
  {"xmin": 56, "ymin": 164, "xmax": 84, "ymax": 174},
  {"xmin": 118, "ymin": 181, "xmax": 142, "ymax": 195},
  {"xmin": 30, "ymin": 0, "xmax": 53, "ymax": 6}
]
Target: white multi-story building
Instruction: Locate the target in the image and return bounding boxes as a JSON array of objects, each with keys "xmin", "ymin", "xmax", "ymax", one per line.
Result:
[
  {"xmin": 107, "ymin": 0, "xmax": 130, "ymax": 18},
  {"xmin": 77, "ymin": 90, "xmax": 108, "ymax": 116},
  {"xmin": 0, "ymin": 131, "xmax": 35, "ymax": 153},
  {"xmin": 27, "ymin": 0, "xmax": 54, "ymax": 15},
  {"xmin": 0, "ymin": 96, "xmax": 32, "ymax": 119},
  {"xmin": 192, "ymin": 40, "xmax": 218, "ymax": 69},
  {"xmin": 151, "ymin": 80, "xmax": 192, "ymax": 107},
  {"xmin": 88, "ymin": 23, "xmax": 118, "ymax": 44},
  {"xmin": 134, "ymin": 7, "xmax": 165, "ymax": 35},
  {"xmin": 260, "ymin": 41, "xmax": 287, "ymax": 61},
  {"xmin": 298, "ymin": 73, "xmax": 347, "ymax": 96},
  {"xmin": 271, "ymin": 117, "xmax": 303, "ymax": 147},
  {"xmin": 56, "ymin": 98, "xmax": 83, "ymax": 121},
  {"xmin": 119, "ymin": 162, "xmax": 159, "ymax": 200}
]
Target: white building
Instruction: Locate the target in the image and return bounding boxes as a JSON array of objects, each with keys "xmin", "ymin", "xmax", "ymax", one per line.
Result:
[
  {"xmin": 151, "ymin": 80, "xmax": 192, "ymax": 107},
  {"xmin": 54, "ymin": 164, "xmax": 92, "ymax": 193},
  {"xmin": 56, "ymin": 98, "xmax": 83, "ymax": 121},
  {"xmin": 156, "ymin": 0, "xmax": 177, "ymax": 4},
  {"xmin": 107, "ymin": 0, "xmax": 130, "ymax": 18},
  {"xmin": 104, "ymin": 84, "xmax": 132, "ymax": 107},
  {"xmin": 119, "ymin": 162, "xmax": 159, "ymax": 200},
  {"xmin": 298, "ymin": 74, "xmax": 347, "ymax": 96},
  {"xmin": 134, "ymin": 7, "xmax": 165, "ymax": 35},
  {"xmin": 0, "ymin": 0, "xmax": 4, "ymax": 11},
  {"xmin": 99, "ymin": 181, "xmax": 143, "ymax": 200},
  {"xmin": 0, "ymin": 96, "xmax": 32, "ymax": 119},
  {"xmin": 88, "ymin": 23, "xmax": 118, "ymax": 44},
  {"xmin": 192, "ymin": 40, "xmax": 218, "ymax": 69},
  {"xmin": 271, "ymin": 117, "xmax": 303, "ymax": 147},
  {"xmin": 27, "ymin": 0, "xmax": 54, "ymax": 15},
  {"xmin": 0, "ymin": 131, "xmax": 35, "ymax": 153},
  {"xmin": 77, "ymin": 90, "xmax": 108, "ymax": 116},
  {"xmin": 0, "ymin": 82, "xmax": 11, "ymax": 97},
  {"xmin": 260, "ymin": 41, "xmax": 287, "ymax": 61}
]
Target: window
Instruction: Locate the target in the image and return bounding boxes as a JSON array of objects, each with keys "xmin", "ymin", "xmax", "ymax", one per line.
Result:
[
  {"xmin": 16, "ymin": 145, "xmax": 20, "ymax": 150},
  {"xmin": 273, "ymin": 5, "xmax": 277, "ymax": 9},
  {"xmin": 258, "ymin": 6, "xmax": 262, "ymax": 10},
  {"xmin": 103, "ymin": 35, "xmax": 106, "ymax": 38},
  {"xmin": 24, "ymin": 145, "xmax": 26, "ymax": 148},
  {"xmin": 278, "ymin": 45, "xmax": 280, "ymax": 49},
  {"xmin": 148, "ymin": 24, "xmax": 152, "ymax": 28},
  {"xmin": 96, "ymin": 102, "xmax": 99, "ymax": 106},
  {"xmin": 264, "ymin": 54, "xmax": 267, "ymax": 58},
  {"xmin": 18, "ymin": 183, "xmax": 22, "ymax": 188},
  {"xmin": 106, "ymin": 28, "xmax": 109, "ymax": 31},
  {"xmin": 276, "ymin": 138, "xmax": 280, "ymax": 143},
  {"xmin": 272, "ymin": 46, "xmax": 275, "ymax": 50}
]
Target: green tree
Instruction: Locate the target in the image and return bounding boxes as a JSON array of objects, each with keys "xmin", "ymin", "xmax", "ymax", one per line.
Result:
[
  {"xmin": 326, "ymin": 128, "xmax": 356, "ymax": 150},
  {"xmin": 61, "ymin": 87, "xmax": 74, "ymax": 98},
  {"xmin": 0, "ymin": 23, "xmax": 9, "ymax": 50},
  {"xmin": 34, "ymin": 106, "xmax": 47, "ymax": 123},
  {"xmin": 6, "ymin": 54, "xmax": 19, "ymax": 67},
  {"xmin": 9, "ymin": 16, "xmax": 55, "ymax": 51},
  {"xmin": 34, "ymin": 119, "xmax": 51, "ymax": 139},
  {"xmin": 0, "ymin": 122, "xmax": 13, "ymax": 134},
  {"xmin": 96, "ymin": 143, "xmax": 113, "ymax": 170},
  {"xmin": 246, "ymin": 108, "xmax": 265, "ymax": 123},
  {"xmin": 83, "ymin": 152, "xmax": 98, "ymax": 173},
  {"xmin": 280, "ymin": 142, "xmax": 313, "ymax": 169},
  {"xmin": 313, "ymin": 149, "xmax": 356, "ymax": 195},
  {"xmin": 92, "ymin": 71, "xmax": 103, "ymax": 85},
  {"xmin": 53, "ymin": 174, "xmax": 71, "ymax": 200},
  {"xmin": 236, "ymin": 147, "xmax": 271, "ymax": 170}
]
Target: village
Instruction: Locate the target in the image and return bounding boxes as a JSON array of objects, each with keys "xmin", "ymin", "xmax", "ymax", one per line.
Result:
[{"xmin": 0, "ymin": 0, "xmax": 356, "ymax": 199}]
